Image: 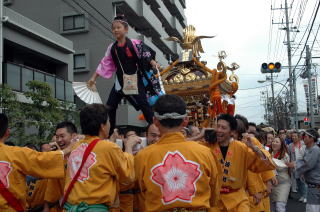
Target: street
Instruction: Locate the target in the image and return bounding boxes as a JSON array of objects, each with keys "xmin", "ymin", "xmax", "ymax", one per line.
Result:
[{"xmin": 286, "ymin": 192, "xmax": 306, "ymax": 212}]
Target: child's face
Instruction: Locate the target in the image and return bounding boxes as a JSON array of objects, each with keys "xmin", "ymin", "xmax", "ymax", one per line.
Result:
[{"xmin": 112, "ymin": 21, "xmax": 128, "ymax": 40}]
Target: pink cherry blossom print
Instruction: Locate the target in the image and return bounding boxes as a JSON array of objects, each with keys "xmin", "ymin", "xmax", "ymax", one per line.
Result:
[
  {"xmin": 0, "ymin": 161, "xmax": 12, "ymax": 188},
  {"xmin": 151, "ymin": 151, "xmax": 202, "ymax": 204},
  {"xmin": 68, "ymin": 143, "xmax": 97, "ymax": 182}
]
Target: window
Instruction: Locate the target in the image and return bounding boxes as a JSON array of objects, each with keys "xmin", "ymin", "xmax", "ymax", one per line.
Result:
[
  {"xmin": 65, "ymin": 81, "xmax": 74, "ymax": 102},
  {"xmin": 63, "ymin": 15, "xmax": 85, "ymax": 31},
  {"xmin": 74, "ymin": 54, "xmax": 86, "ymax": 69},
  {"xmin": 22, "ymin": 67, "xmax": 34, "ymax": 92},
  {"xmin": 45, "ymin": 75, "xmax": 56, "ymax": 97},
  {"xmin": 73, "ymin": 50, "xmax": 90, "ymax": 72},
  {"xmin": 56, "ymin": 78, "xmax": 65, "ymax": 100},
  {"xmin": 34, "ymin": 72, "xmax": 45, "ymax": 82},
  {"xmin": 5, "ymin": 63, "xmax": 21, "ymax": 91}
]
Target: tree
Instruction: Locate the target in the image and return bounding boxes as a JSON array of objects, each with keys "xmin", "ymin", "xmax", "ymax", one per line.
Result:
[
  {"xmin": 1, "ymin": 81, "xmax": 80, "ymax": 146},
  {"xmin": 22, "ymin": 81, "xmax": 64, "ymax": 144},
  {"xmin": 0, "ymin": 84, "xmax": 25, "ymax": 145}
]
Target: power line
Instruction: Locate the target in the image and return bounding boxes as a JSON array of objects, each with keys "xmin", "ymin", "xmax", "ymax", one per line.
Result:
[
  {"xmin": 274, "ymin": 0, "xmax": 320, "ymax": 101},
  {"xmin": 311, "ymin": 23, "xmax": 320, "ymax": 51},
  {"xmin": 238, "ymin": 84, "xmax": 271, "ymax": 90},
  {"xmin": 83, "ymin": 0, "xmax": 113, "ymax": 25}
]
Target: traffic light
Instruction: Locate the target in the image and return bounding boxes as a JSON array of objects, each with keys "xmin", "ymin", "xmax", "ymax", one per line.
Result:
[
  {"xmin": 261, "ymin": 62, "xmax": 281, "ymax": 73},
  {"xmin": 304, "ymin": 117, "xmax": 309, "ymax": 126}
]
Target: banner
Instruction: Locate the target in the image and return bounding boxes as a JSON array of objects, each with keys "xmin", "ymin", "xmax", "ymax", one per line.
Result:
[{"xmin": 303, "ymin": 75, "xmax": 319, "ymax": 115}]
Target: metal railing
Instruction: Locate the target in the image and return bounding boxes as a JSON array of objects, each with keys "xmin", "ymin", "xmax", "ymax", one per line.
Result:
[{"xmin": 3, "ymin": 62, "xmax": 73, "ymax": 102}]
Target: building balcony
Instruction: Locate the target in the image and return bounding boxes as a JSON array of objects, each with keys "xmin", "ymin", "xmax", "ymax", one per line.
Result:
[
  {"xmin": 151, "ymin": 0, "xmax": 183, "ymax": 39},
  {"xmin": 3, "ymin": 62, "xmax": 73, "ymax": 102},
  {"xmin": 3, "ymin": 7, "xmax": 74, "ymax": 54},
  {"xmin": 179, "ymin": 0, "xmax": 186, "ymax": 9},
  {"xmin": 162, "ymin": 0, "xmax": 186, "ymax": 28}
]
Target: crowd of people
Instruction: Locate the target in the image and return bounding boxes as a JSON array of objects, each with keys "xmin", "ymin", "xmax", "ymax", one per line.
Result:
[{"xmin": 0, "ymin": 94, "xmax": 319, "ymax": 212}]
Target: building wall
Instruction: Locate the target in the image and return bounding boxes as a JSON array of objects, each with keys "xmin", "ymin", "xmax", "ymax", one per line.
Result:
[
  {"xmin": 7, "ymin": 0, "xmax": 186, "ymax": 126},
  {"xmin": 2, "ymin": 7, "xmax": 74, "ymax": 102}
]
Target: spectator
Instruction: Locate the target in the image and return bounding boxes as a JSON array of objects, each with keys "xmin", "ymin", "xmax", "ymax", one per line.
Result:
[
  {"xmin": 296, "ymin": 129, "xmax": 320, "ymax": 212},
  {"xmin": 278, "ymin": 129, "xmax": 287, "ymax": 142},
  {"xmin": 265, "ymin": 132, "xmax": 275, "ymax": 151},
  {"xmin": 287, "ymin": 130, "xmax": 307, "ymax": 203},
  {"xmin": 270, "ymin": 137, "xmax": 291, "ymax": 212},
  {"xmin": 285, "ymin": 130, "xmax": 293, "ymax": 146}
]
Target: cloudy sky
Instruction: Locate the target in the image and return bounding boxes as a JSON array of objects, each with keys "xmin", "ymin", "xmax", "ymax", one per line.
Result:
[{"xmin": 185, "ymin": 0, "xmax": 320, "ymax": 124}]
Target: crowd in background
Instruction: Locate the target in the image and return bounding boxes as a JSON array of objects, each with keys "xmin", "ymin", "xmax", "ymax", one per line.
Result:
[{"xmin": 0, "ymin": 94, "xmax": 320, "ymax": 212}]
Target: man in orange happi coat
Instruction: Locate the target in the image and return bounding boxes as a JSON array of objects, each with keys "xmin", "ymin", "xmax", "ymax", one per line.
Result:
[
  {"xmin": 207, "ymin": 114, "xmax": 275, "ymax": 212},
  {"xmin": 135, "ymin": 94, "xmax": 222, "ymax": 212},
  {"xmin": 0, "ymin": 113, "xmax": 72, "ymax": 212}
]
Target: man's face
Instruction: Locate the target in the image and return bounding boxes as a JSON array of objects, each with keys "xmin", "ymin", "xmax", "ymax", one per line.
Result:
[
  {"xmin": 292, "ymin": 133, "xmax": 299, "ymax": 143},
  {"xmin": 41, "ymin": 144, "xmax": 51, "ymax": 152},
  {"xmin": 303, "ymin": 134, "xmax": 313, "ymax": 146},
  {"xmin": 55, "ymin": 128, "xmax": 74, "ymax": 150},
  {"xmin": 248, "ymin": 126, "xmax": 256, "ymax": 133},
  {"xmin": 147, "ymin": 124, "xmax": 160, "ymax": 145},
  {"xmin": 216, "ymin": 119, "xmax": 232, "ymax": 143},
  {"xmin": 279, "ymin": 130, "xmax": 286, "ymax": 140}
]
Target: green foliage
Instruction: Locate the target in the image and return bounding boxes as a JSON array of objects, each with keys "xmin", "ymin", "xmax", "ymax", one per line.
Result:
[
  {"xmin": 0, "ymin": 84, "xmax": 25, "ymax": 145},
  {"xmin": 0, "ymin": 81, "xmax": 80, "ymax": 147},
  {"xmin": 22, "ymin": 81, "xmax": 64, "ymax": 144}
]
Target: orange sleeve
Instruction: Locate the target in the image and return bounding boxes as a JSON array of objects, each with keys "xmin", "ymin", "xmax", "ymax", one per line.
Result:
[{"xmin": 260, "ymin": 170, "xmax": 276, "ymax": 183}]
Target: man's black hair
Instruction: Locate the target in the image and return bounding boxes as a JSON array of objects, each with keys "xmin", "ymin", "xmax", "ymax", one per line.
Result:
[
  {"xmin": 24, "ymin": 143, "xmax": 38, "ymax": 151},
  {"xmin": 153, "ymin": 95, "xmax": 186, "ymax": 128},
  {"xmin": 39, "ymin": 142, "xmax": 49, "ymax": 150},
  {"xmin": 217, "ymin": 114, "xmax": 238, "ymax": 131},
  {"xmin": 146, "ymin": 123, "xmax": 155, "ymax": 135},
  {"xmin": 248, "ymin": 122, "xmax": 256, "ymax": 127},
  {"xmin": 4, "ymin": 141, "xmax": 15, "ymax": 146},
  {"xmin": 235, "ymin": 114, "xmax": 249, "ymax": 130},
  {"xmin": 124, "ymin": 127, "xmax": 138, "ymax": 138},
  {"xmin": 0, "ymin": 113, "xmax": 9, "ymax": 139},
  {"xmin": 306, "ymin": 129, "xmax": 319, "ymax": 142},
  {"xmin": 235, "ymin": 119, "xmax": 247, "ymax": 140},
  {"xmin": 56, "ymin": 121, "xmax": 77, "ymax": 134},
  {"xmin": 80, "ymin": 104, "xmax": 109, "ymax": 136}
]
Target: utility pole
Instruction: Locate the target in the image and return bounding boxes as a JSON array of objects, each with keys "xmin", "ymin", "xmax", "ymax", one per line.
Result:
[
  {"xmin": 261, "ymin": 89, "xmax": 269, "ymax": 125},
  {"xmin": 0, "ymin": 0, "xmax": 3, "ymax": 86},
  {"xmin": 306, "ymin": 45, "xmax": 315, "ymax": 127},
  {"xmin": 272, "ymin": 0, "xmax": 297, "ymax": 129},
  {"xmin": 270, "ymin": 72, "xmax": 277, "ymax": 130}
]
